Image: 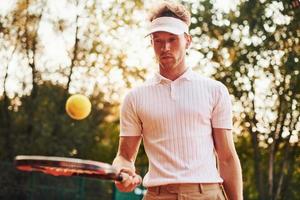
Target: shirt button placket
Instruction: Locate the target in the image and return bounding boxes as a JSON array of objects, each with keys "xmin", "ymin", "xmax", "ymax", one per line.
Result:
[{"xmin": 170, "ymin": 82, "xmax": 176, "ymax": 100}]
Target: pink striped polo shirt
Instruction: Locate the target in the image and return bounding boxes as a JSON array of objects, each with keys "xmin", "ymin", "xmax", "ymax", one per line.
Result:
[{"xmin": 120, "ymin": 68, "xmax": 232, "ymax": 187}]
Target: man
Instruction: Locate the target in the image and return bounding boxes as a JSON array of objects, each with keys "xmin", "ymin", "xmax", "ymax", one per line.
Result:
[{"xmin": 113, "ymin": 1, "xmax": 243, "ymax": 199}]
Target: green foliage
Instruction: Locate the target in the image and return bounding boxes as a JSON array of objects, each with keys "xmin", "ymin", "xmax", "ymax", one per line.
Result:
[
  {"xmin": 0, "ymin": 0, "xmax": 146, "ymax": 198},
  {"xmin": 0, "ymin": 82, "xmax": 118, "ymax": 161},
  {"xmin": 0, "ymin": 81, "xmax": 121, "ymax": 199},
  {"xmin": 188, "ymin": 0, "xmax": 299, "ymax": 199},
  {"xmin": 1, "ymin": 0, "xmax": 299, "ymax": 199}
]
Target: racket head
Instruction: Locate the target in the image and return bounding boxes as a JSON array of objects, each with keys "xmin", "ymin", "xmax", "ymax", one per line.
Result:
[{"xmin": 15, "ymin": 155, "xmax": 122, "ymax": 181}]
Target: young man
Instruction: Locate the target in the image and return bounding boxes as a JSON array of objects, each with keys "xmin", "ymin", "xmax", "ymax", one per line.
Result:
[{"xmin": 113, "ymin": 1, "xmax": 243, "ymax": 199}]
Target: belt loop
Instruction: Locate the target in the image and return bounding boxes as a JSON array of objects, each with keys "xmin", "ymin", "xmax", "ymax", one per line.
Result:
[
  {"xmin": 157, "ymin": 186, "xmax": 161, "ymax": 195},
  {"xmin": 219, "ymin": 183, "xmax": 229, "ymax": 200},
  {"xmin": 198, "ymin": 183, "xmax": 203, "ymax": 193}
]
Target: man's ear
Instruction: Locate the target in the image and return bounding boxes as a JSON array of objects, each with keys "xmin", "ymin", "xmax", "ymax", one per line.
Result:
[
  {"xmin": 150, "ymin": 35, "xmax": 154, "ymax": 46},
  {"xmin": 185, "ymin": 34, "xmax": 192, "ymax": 49}
]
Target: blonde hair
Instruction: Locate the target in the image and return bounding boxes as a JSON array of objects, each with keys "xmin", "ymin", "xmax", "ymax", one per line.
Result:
[{"xmin": 148, "ymin": 1, "xmax": 191, "ymax": 27}]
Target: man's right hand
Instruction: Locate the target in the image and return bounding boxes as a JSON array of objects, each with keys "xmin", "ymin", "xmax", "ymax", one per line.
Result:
[{"xmin": 115, "ymin": 168, "xmax": 142, "ymax": 192}]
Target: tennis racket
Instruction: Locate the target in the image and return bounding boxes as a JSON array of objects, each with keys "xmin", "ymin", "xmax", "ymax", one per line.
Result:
[{"xmin": 15, "ymin": 155, "xmax": 123, "ymax": 181}]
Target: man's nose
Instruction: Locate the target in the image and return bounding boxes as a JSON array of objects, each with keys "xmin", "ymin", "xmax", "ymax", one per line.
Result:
[{"xmin": 162, "ymin": 42, "xmax": 171, "ymax": 51}]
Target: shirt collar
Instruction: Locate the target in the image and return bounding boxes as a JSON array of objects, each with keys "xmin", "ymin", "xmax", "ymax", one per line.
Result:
[{"xmin": 146, "ymin": 68, "xmax": 195, "ymax": 85}]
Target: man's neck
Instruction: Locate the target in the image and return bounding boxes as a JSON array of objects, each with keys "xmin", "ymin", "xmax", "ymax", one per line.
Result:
[{"xmin": 159, "ymin": 65, "xmax": 188, "ymax": 81}]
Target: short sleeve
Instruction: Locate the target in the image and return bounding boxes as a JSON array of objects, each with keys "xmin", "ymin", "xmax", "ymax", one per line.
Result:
[
  {"xmin": 120, "ymin": 91, "xmax": 142, "ymax": 136},
  {"xmin": 211, "ymin": 83, "xmax": 233, "ymax": 129}
]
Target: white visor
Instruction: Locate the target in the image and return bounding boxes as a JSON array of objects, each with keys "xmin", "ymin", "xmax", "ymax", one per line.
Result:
[{"xmin": 146, "ymin": 17, "xmax": 189, "ymax": 36}]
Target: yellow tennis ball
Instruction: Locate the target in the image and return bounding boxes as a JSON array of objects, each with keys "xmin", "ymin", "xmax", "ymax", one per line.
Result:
[{"xmin": 65, "ymin": 94, "xmax": 91, "ymax": 120}]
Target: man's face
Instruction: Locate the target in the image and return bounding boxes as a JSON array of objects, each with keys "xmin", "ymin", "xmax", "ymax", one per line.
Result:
[{"xmin": 151, "ymin": 32, "xmax": 191, "ymax": 70}]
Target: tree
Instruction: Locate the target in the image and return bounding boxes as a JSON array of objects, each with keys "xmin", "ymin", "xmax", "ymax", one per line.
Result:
[
  {"xmin": 0, "ymin": 0, "xmax": 146, "ymax": 160},
  {"xmin": 0, "ymin": 0, "xmax": 147, "ymax": 198},
  {"xmin": 188, "ymin": 0, "xmax": 299, "ymax": 199}
]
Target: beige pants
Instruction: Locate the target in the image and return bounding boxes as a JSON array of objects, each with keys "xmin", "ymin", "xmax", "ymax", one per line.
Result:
[{"xmin": 143, "ymin": 183, "xmax": 228, "ymax": 200}]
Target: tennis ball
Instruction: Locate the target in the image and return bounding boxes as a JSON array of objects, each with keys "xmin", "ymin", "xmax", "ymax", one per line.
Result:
[{"xmin": 65, "ymin": 94, "xmax": 91, "ymax": 120}]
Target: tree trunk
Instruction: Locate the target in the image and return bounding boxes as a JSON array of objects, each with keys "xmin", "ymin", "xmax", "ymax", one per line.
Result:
[
  {"xmin": 275, "ymin": 107, "xmax": 299, "ymax": 200},
  {"xmin": 24, "ymin": 0, "xmax": 44, "ymax": 142},
  {"xmin": 279, "ymin": 142, "xmax": 298, "ymax": 200},
  {"xmin": 66, "ymin": 0, "xmax": 80, "ymax": 92},
  {"xmin": 268, "ymin": 99, "xmax": 286, "ymax": 200},
  {"xmin": 1, "ymin": 37, "xmax": 19, "ymax": 160},
  {"xmin": 1, "ymin": 79, "xmax": 12, "ymax": 160},
  {"xmin": 250, "ymin": 129, "xmax": 265, "ymax": 200},
  {"xmin": 249, "ymin": 79, "xmax": 265, "ymax": 200},
  {"xmin": 274, "ymin": 141, "xmax": 297, "ymax": 200}
]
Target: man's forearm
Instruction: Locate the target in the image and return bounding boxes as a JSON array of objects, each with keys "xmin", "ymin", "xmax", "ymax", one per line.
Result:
[
  {"xmin": 112, "ymin": 136, "xmax": 142, "ymax": 172},
  {"xmin": 220, "ymin": 155, "xmax": 243, "ymax": 200}
]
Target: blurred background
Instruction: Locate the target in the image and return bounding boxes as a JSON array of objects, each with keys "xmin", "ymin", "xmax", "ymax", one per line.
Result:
[{"xmin": 0, "ymin": 0, "xmax": 299, "ymax": 199}]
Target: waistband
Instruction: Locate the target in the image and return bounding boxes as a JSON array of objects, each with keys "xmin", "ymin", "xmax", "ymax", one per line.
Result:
[{"xmin": 147, "ymin": 183, "xmax": 222, "ymax": 194}]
